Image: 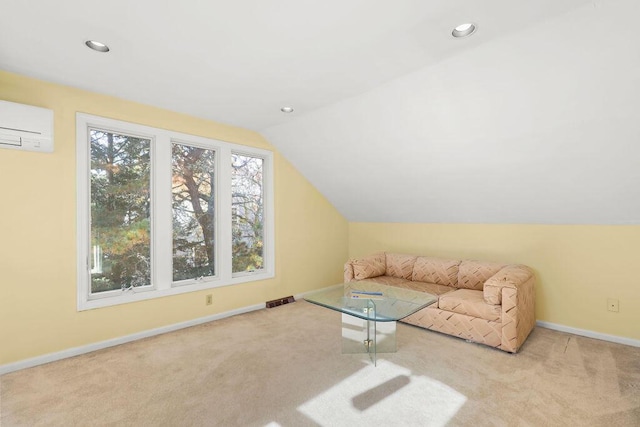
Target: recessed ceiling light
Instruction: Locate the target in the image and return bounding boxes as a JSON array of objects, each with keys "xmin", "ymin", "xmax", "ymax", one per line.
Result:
[
  {"xmin": 85, "ymin": 40, "xmax": 110, "ymax": 52},
  {"xmin": 452, "ymin": 23, "xmax": 477, "ymax": 38},
  {"xmin": 280, "ymin": 106, "xmax": 294, "ymax": 113}
]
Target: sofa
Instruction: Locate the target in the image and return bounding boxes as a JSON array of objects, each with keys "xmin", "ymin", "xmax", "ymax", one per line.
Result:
[{"xmin": 344, "ymin": 252, "xmax": 536, "ymax": 353}]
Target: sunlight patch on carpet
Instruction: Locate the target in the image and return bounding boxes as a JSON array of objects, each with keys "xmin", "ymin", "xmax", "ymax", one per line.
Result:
[{"xmin": 297, "ymin": 360, "xmax": 466, "ymax": 425}]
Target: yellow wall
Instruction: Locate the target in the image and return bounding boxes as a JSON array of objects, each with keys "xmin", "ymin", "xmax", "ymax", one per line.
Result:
[
  {"xmin": 0, "ymin": 71, "xmax": 348, "ymax": 365},
  {"xmin": 349, "ymin": 222, "xmax": 640, "ymax": 340},
  {"xmin": 2, "ymin": 69, "xmax": 637, "ymax": 367}
]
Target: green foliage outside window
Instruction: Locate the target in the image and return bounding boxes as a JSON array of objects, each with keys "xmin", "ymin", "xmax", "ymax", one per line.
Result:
[
  {"xmin": 90, "ymin": 130, "xmax": 151, "ymax": 293},
  {"xmin": 89, "ymin": 131, "xmax": 265, "ymax": 294}
]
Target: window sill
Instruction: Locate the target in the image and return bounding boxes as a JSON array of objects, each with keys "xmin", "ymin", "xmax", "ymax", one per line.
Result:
[{"xmin": 78, "ymin": 271, "xmax": 275, "ymax": 311}]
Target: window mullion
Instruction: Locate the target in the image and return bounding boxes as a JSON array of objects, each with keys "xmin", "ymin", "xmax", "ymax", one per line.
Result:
[
  {"xmin": 154, "ymin": 132, "xmax": 173, "ymax": 290},
  {"xmin": 218, "ymin": 146, "xmax": 233, "ymax": 282}
]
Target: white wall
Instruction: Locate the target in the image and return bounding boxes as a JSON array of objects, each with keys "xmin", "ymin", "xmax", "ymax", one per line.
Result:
[{"xmin": 263, "ymin": 0, "xmax": 640, "ymax": 224}]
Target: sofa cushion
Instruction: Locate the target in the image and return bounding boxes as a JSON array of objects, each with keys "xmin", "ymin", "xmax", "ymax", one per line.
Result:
[
  {"xmin": 386, "ymin": 253, "xmax": 417, "ymax": 280},
  {"xmin": 438, "ymin": 289, "xmax": 501, "ymax": 321},
  {"xmin": 483, "ymin": 284, "xmax": 502, "ymax": 306},
  {"xmin": 362, "ymin": 276, "xmax": 411, "ymax": 287},
  {"xmin": 457, "ymin": 260, "xmax": 505, "ymax": 291},
  {"xmin": 352, "ymin": 252, "xmax": 386, "ymax": 280},
  {"xmin": 398, "ymin": 281, "xmax": 455, "ymax": 296},
  {"xmin": 412, "ymin": 257, "xmax": 460, "ymax": 287},
  {"xmin": 361, "ymin": 277, "xmax": 453, "ymax": 296}
]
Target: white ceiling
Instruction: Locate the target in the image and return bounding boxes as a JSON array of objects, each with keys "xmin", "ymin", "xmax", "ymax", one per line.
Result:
[
  {"xmin": 1, "ymin": 0, "xmax": 589, "ymax": 131},
  {"xmin": 3, "ymin": 0, "xmax": 640, "ymax": 224}
]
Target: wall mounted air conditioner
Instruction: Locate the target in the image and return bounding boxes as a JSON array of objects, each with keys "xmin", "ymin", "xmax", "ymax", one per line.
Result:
[{"xmin": 0, "ymin": 100, "xmax": 54, "ymax": 153}]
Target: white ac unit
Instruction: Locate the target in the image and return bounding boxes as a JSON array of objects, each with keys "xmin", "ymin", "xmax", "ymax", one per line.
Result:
[{"xmin": 0, "ymin": 100, "xmax": 54, "ymax": 153}]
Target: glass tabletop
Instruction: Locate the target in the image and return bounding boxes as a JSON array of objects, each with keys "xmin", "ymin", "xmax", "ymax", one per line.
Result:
[{"xmin": 304, "ymin": 281, "xmax": 437, "ymax": 322}]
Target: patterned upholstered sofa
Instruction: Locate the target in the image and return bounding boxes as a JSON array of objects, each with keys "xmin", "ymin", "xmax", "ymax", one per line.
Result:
[{"xmin": 344, "ymin": 252, "xmax": 536, "ymax": 353}]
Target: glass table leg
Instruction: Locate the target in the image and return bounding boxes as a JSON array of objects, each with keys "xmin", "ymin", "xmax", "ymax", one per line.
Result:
[
  {"xmin": 365, "ymin": 300, "xmax": 376, "ymax": 366},
  {"xmin": 340, "ymin": 300, "xmax": 396, "ymax": 366}
]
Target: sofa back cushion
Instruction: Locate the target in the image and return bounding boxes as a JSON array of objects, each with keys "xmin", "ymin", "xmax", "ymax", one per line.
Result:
[
  {"xmin": 411, "ymin": 257, "xmax": 460, "ymax": 287},
  {"xmin": 457, "ymin": 260, "xmax": 505, "ymax": 290},
  {"xmin": 385, "ymin": 253, "xmax": 417, "ymax": 280},
  {"xmin": 352, "ymin": 252, "xmax": 386, "ymax": 280}
]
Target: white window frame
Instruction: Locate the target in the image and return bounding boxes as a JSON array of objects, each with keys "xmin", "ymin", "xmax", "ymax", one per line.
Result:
[{"xmin": 76, "ymin": 113, "xmax": 275, "ymax": 311}]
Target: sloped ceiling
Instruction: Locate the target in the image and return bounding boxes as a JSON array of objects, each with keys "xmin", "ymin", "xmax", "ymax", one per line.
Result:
[
  {"xmin": 263, "ymin": 0, "xmax": 640, "ymax": 224},
  {"xmin": 1, "ymin": 0, "xmax": 587, "ymax": 131},
  {"xmin": 2, "ymin": 1, "xmax": 639, "ymax": 224}
]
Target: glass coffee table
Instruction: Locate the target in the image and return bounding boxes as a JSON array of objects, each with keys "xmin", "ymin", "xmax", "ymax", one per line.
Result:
[{"xmin": 304, "ymin": 281, "xmax": 437, "ymax": 365}]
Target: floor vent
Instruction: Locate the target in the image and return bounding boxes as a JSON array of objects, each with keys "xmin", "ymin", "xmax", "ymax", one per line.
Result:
[{"xmin": 266, "ymin": 296, "xmax": 295, "ymax": 308}]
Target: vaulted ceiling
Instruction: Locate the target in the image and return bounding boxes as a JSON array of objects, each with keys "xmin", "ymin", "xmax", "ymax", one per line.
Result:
[{"xmin": 2, "ymin": 0, "xmax": 639, "ymax": 224}]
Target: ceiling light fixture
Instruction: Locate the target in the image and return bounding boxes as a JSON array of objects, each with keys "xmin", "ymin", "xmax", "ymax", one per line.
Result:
[
  {"xmin": 85, "ymin": 40, "xmax": 110, "ymax": 52},
  {"xmin": 280, "ymin": 106, "xmax": 294, "ymax": 113},
  {"xmin": 452, "ymin": 23, "xmax": 476, "ymax": 38}
]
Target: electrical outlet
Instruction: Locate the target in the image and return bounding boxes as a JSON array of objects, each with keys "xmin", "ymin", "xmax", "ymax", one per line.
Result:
[
  {"xmin": 607, "ymin": 298, "xmax": 619, "ymax": 312},
  {"xmin": 206, "ymin": 294, "xmax": 213, "ymax": 306}
]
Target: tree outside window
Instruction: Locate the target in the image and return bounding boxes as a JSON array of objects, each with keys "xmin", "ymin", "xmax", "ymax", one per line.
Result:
[
  {"xmin": 78, "ymin": 113, "xmax": 274, "ymax": 310},
  {"xmin": 172, "ymin": 143, "xmax": 216, "ymax": 282},
  {"xmin": 231, "ymin": 154, "xmax": 264, "ymax": 273},
  {"xmin": 90, "ymin": 129, "xmax": 151, "ymax": 293}
]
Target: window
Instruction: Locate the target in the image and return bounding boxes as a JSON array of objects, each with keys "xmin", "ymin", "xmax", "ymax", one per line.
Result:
[
  {"xmin": 231, "ymin": 154, "xmax": 264, "ymax": 273},
  {"xmin": 89, "ymin": 129, "xmax": 152, "ymax": 294},
  {"xmin": 172, "ymin": 143, "xmax": 217, "ymax": 282},
  {"xmin": 77, "ymin": 114, "xmax": 274, "ymax": 310}
]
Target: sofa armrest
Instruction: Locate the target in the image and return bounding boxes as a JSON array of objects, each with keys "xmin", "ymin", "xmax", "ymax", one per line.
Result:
[
  {"xmin": 483, "ymin": 265, "xmax": 533, "ymax": 305},
  {"xmin": 344, "ymin": 261, "xmax": 355, "ymax": 282},
  {"xmin": 484, "ymin": 264, "xmax": 536, "ymax": 353},
  {"xmin": 344, "ymin": 252, "xmax": 386, "ymax": 281}
]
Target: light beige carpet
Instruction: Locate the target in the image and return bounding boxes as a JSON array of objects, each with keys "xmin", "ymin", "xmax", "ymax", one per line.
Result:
[{"xmin": 1, "ymin": 300, "xmax": 639, "ymax": 426}]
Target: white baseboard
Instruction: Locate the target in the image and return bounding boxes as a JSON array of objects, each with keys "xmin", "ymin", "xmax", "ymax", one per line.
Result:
[
  {"xmin": 0, "ymin": 303, "xmax": 265, "ymax": 376},
  {"xmin": 536, "ymin": 320, "xmax": 640, "ymax": 348},
  {"xmin": 6, "ymin": 300, "xmax": 635, "ymax": 376}
]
